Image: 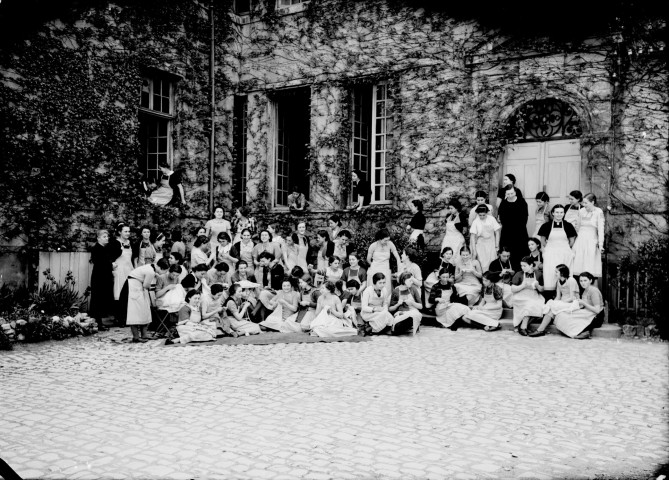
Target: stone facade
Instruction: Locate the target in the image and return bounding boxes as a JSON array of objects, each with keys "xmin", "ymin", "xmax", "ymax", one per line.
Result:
[{"xmin": 0, "ymin": 0, "xmax": 666, "ymax": 287}]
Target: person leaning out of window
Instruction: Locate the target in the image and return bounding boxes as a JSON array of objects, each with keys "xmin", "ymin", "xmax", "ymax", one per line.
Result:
[{"xmin": 350, "ymin": 169, "xmax": 372, "ymax": 211}]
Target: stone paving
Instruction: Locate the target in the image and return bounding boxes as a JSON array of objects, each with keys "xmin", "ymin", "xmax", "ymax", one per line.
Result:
[{"xmin": 0, "ymin": 328, "xmax": 668, "ymax": 480}]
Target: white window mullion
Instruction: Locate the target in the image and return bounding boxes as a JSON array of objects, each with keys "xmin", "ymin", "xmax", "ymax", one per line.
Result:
[{"xmin": 371, "ymin": 83, "xmax": 390, "ymax": 204}]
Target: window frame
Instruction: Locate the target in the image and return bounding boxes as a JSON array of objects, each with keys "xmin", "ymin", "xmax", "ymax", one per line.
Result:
[
  {"xmin": 138, "ymin": 71, "xmax": 177, "ymax": 180},
  {"xmin": 350, "ymin": 81, "xmax": 392, "ymax": 206}
]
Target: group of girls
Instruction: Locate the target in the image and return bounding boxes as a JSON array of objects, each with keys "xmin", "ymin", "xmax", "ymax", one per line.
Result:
[{"xmin": 425, "ymin": 175, "xmax": 606, "ymax": 339}]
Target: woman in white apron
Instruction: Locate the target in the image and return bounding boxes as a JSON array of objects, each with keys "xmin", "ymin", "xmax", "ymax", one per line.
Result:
[
  {"xmin": 224, "ymin": 283, "xmax": 261, "ymax": 335},
  {"xmin": 454, "ymin": 247, "xmax": 483, "ymax": 306},
  {"xmin": 440, "ymin": 200, "xmax": 466, "ymax": 263},
  {"xmin": 533, "ymin": 192, "xmax": 551, "ymax": 237},
  {"xmin": 564, "ymin": 190, "xmax": 583, "ymax": 227},
  {"xmin": 366, "ymin": 229, "xmax": 401, "ymax": 297},
  {"xmin": 111, "ymin": 224, "xmax": 134, "ymax": 302},
  {"xmin": 343, "ymin": 252, "xmax": 367, "ymax": 292},
  {"xmin": 554, "ymin": 272, "xmax": 603, "ymax": 339},
  {"xmin": 537, "ymin": 204, "xmax": 577, "ymax": 291},
  {"xmin": 464, "ymin": 271, "xmax": 503, "ymax": 331},
  {"xmin": 572, "ymin": 193, "xmax": 605, "ymax": 278},
  {"xmin": 469, "ymin": 205, "xmax": 501, "ymax": 272},
  {"xmin": 511, "ymin": 257, "xmax": 546, "ymax": 334},
  {"xmin": 259, "ymin": 278, "xmax": 301, "ymax": 333},
  {"xmin": 310, "ymin": 282, "xmax": 358, "ymax": 338},
  {"xmin": 360, "ymin": 273, "xmax": 394, "ymax": 333},
  {"xmin": 529, "ymin": 264, "xmax": 580, "ymax": 337},
  {"xmin": 429, "ymin": 269, "xmax": 470, "ymax": 329}
]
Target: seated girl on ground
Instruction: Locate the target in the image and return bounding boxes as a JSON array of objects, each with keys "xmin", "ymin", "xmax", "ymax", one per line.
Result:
[
  {"xmin": 325, "ymin": 255, "xmax": 344, "ymax": 283},
  {"xmin": 454, "ymin": 246, "xmax": 482, "ymax": 306},
  {"xmin": 424, "ymin": 247, "xmax": 455, "ymax": 309},
  {"xmin": 428, "ymin": 268, "xmax": 470, "ymax": 331},
  {"xmin": 487, "ymin": 246, "xmax": 514, "ymax": 307},
  {"xmin": 552, "ymin": 271, "xmax": 603, "ymax": 340},
  {"xmin": 388, "ymin": 272, "xmax": 422, "ymax": 335},
  {"xmin": 463, "ymin": 271, "xmax": 503, "ymax": 331},
  {"xmin": 259, "ymin": 277, "xmax": 301, "ymax": 332},
  {"xmin": 511, "ymin": 256, "xmax": 546, "ymax": 336},
  {"xmin": 166, "ymin": 290, "xmax": 217, "ymax": 345},
  {"xmin": 360, "ymin": 273, "xmax": 394, "ymax": 335},
  {"xmin": 310, "ymin": 281, "xmax": 358, "ymax": 338},
  {"xmin": 225, "ymin": 283, "xmax": 261, "ymax": 336}
]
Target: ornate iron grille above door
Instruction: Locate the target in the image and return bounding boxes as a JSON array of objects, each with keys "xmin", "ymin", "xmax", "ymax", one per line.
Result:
[{"xmin": 506, "ymin": 98, "xmax": 582, "ymax": 142}]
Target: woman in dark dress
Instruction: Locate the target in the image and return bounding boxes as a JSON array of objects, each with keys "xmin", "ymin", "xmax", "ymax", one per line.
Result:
[
  {"xmin": 498, "ymin": 185, "xmax": 529, "ymax": 270},
  {"xmin": 406, "ymin": 199, "xmax": 426, "ymax": 250},
  {"xmin": 89, "ymin": 229, "xmax": 113, "ymax": 331},
  {"xmin": 496, "ymin": 173, "xmax": 524, "ymax": 209},
  {"xmin": 351, "ymin": 169, "xmax": 372, "ymax": 211}
]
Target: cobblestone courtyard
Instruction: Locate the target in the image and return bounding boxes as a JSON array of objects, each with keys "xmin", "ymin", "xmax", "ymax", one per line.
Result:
[{"xmin": 1, "ymin": 328, "xmax": 667, "ymax": 480}]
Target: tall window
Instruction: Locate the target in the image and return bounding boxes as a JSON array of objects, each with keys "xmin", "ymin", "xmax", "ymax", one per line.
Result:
[
  {"xmin": 273, "ymin": 88, "xmax": 311, "ymax": 207},
  {"xmin": 278, "ymin": 0, "xmax": 308, "ymax": 5},
  {"xmin": 233, "ymin": 96, "xmax": 249, "ymax": 206},
  {"xmin": 351, "ymin": 83, "xmax": 392, "ymax": 204},
  {"xmin": 138, "ymin": 73, "xmax": 175, "ymax": 181}
]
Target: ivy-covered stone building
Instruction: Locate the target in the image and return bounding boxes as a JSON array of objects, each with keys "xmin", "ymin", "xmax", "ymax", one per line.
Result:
[{"xmin": 0, "ymin": 0, "xmax": 666, "ymax": 290}]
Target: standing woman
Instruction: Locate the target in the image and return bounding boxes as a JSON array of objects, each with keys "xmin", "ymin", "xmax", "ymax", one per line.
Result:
[
  {"xmin": 294, "ymin": 222, "xmax": 311, "ymax": 276},
  {"xmin": 89, "ymin": 230, "xmax": 113, "ymax": 331},
  {"xmin": 282, "ymin": 233, "xmax": 300, "ymax": 272},
  {"xmin": 572, "ymin": 193, "xmax": 605, "ymax": 279},
  {"xmin": 440, "ymin": 199, "xmax": 466, "ymax": 264},
  {"xmin": 496, "ymin": 173, "xmax": 524, "ymax": 209},
  {"xmin": 252, "ymin": 229, "xmax": 282, "ymax": 269},
  {"xmin": 367, "ymin": 229, "xmax": 402, "ymax": 295},
  {"xmin": 351, "ymin": 169, "xmax": 372, "ymax": 211},
  {"xmin": 469, "ymin": 205, "xmax": 501, "ymax": 272},
  {"xmin": 406, "ymin": 200, "xmax": 426, "ymax": 250},
  {"xmin": 232, "ymin": 206, "xmax": 256, "ymax": 243},
  {"xmin": 564, "ymin": 190, "xmax": 583, "ymax": 227},
  {"xmin": 538, "ymin": 204, "xmax": 577, "ymax": 291},
  {"xmin": 230, "ymin": 228, "xmax": 255, "ymax": 268},
  {"xmin": 109, "ymin": 223, "xmax": 134, "ymax": 312},
  {"xmin": 328, "ymin": 215, "xmax": 343, "ymax": 241},
  {"xmin": 553, "ymin": 272, "xmax": 603, "ymax": 339},
  {"xmin": 132, "ymin": 225, "xmax": 156, "ymax": 268},
  {"xmin": 343, "ymin": 252, "xmax": 368, "ymax": 292},
  {"xmin": 118, "ymin": 258, "xmax": 169, "ymax": 342},
  {"xmin": 498, "ymin": 186, "xmax": 529, "ymax": 270},
  {"xmin": 205, "ymin": 206, "xmax": 232, "ymax": 250},
  {"xmin": 469, "ymin": 191, "xmax": 494, "ymax": 226},
  {"xmin": 533, "ymin": 192, "xmax": 551, "ymax": 237}
]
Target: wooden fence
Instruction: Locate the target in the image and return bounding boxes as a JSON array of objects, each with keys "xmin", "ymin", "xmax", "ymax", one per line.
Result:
[
  {"xmin": 607, "ymin": 267, "xmax": 651, "ymax": 320},
  {"xmin": 38, "ymin": 251, "xmax": 92, "ymax": 299}
]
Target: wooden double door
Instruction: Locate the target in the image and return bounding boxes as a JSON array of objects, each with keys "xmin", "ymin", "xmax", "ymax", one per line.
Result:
[{"xmin": 503, "ymin": 139, "xmax": 582, "ymax": 235}]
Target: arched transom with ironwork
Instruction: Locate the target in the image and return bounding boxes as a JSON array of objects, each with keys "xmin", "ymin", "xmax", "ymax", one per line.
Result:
[{"xmin": 506, "ymin": 98, "xmax": 582, "ymax": 142}]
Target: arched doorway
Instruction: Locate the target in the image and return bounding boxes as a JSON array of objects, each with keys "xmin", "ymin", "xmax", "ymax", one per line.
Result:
[{"xmin": 502, "ymin": 98, "xmax": 583, "ymax": 235}]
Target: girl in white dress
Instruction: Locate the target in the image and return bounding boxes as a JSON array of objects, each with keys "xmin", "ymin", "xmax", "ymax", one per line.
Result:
[
  {"xmin": 429, "ymin": 269, "xmax": 470, "ymax": 330},
  {"xmin": 511, "ymin": 256, "xmax": 546, "ymax": 335},
  {"xmin": 468, "ymin": 190, "xmax": 494, "ymax": 226},
  {"xmin": 529, "ymin": 264, "xmax": 580, "ymax": 337},
  {"xmin": 469, "ymin": 205, "xmax": 501, "ymax": 272},
  {"xmin": 122, "ymin": 259, "xmax": 169, "ymax": 342},
  {"xmin": 538, "ymin": 204, "xmax": 577, "ymax": 290},
  {"xmin": 360, "ymin": 273, "xmax": 394, "ymax": 334},
  {"xmin": 454, "ymin": 247, "xmax": 482, "ymax": 306},
  {"xmin": 464, "ymin": 271, "xmax": 503, "ymax": 331},
  {"xmin": 572, "ymin": 193, "xmax": 605, "ymax": 278},
  {"xmin": 205, "ymin": 206, "xmax": 232, "ymax": 250},
  {"xmin": 441, "ymin": 199, "xmax": 466, "ymax": 263},
  {"xmin": 553, "ymin": 272, "xmax": 603, "ymax": 339},
  {"xmin": 310, "ymin": 281, "xmax": 359, "ymax": 338},
  {"xmin": 282, "ymin": 233, "xmax": 300, "ymax": 272},
  {"xmin": 366, "ymin": 229, "xmax": 402, "ymax": 297}
]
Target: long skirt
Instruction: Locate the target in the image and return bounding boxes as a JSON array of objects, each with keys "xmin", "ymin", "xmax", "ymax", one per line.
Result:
[
  {"xmin": 543, "ymin": 299, "xmax": 579, "ymax": 317},
  {"xmin": 260, "ymin": 305, "xmax": 301, "ymax": 333},
  {"xmin": 89, "ymin": 269, "xmax": 114, "ymax": 320},
  {"xmin": 554, "ymin": 308, "xmax": 595, "ymax": 338},
  {"xmin": 310, "ymin": 309, "xmax": 358, "ymax": 337},
  {"xmin": 391, "ymin": 308, "xmax": 422, "ymax": 335},
  {"xmin": 148, "ymin": 186, "xmax": 174, "ymax": 206},
  {"xmin": 175, "ymin": 321, "xmax": 216, "ymax": 343},
  {"xmin": 125, "ymin": 279, "xmax": 151, "ymax": 326},
  {"xmin": 465, "ymin": 305, "xmax": 501, "ymax": 328},
  {"xmin": 455, "ymin": 282, "xmax": 480, "ymax": 298},
  {"xmin": 572, "ymin": 226, "xmax": 602, "ymax": 277},
  {"xmin": 475, "ymin": 236, "xmax": 497, "ymax": 273},
  {"xmin": 512, "ymin": 288, "xmax": 545, "ymax": 327},
  {"xmin": 435, "ymin": 302, "xmax": 471, "ymax": 328},
  {"xmin": 229, "ymin": 317, "xmax": 261, "ymax": 335},
  {"xmin": 360, "ymin": 309, "xmax": 394, "ymax": 333}
]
